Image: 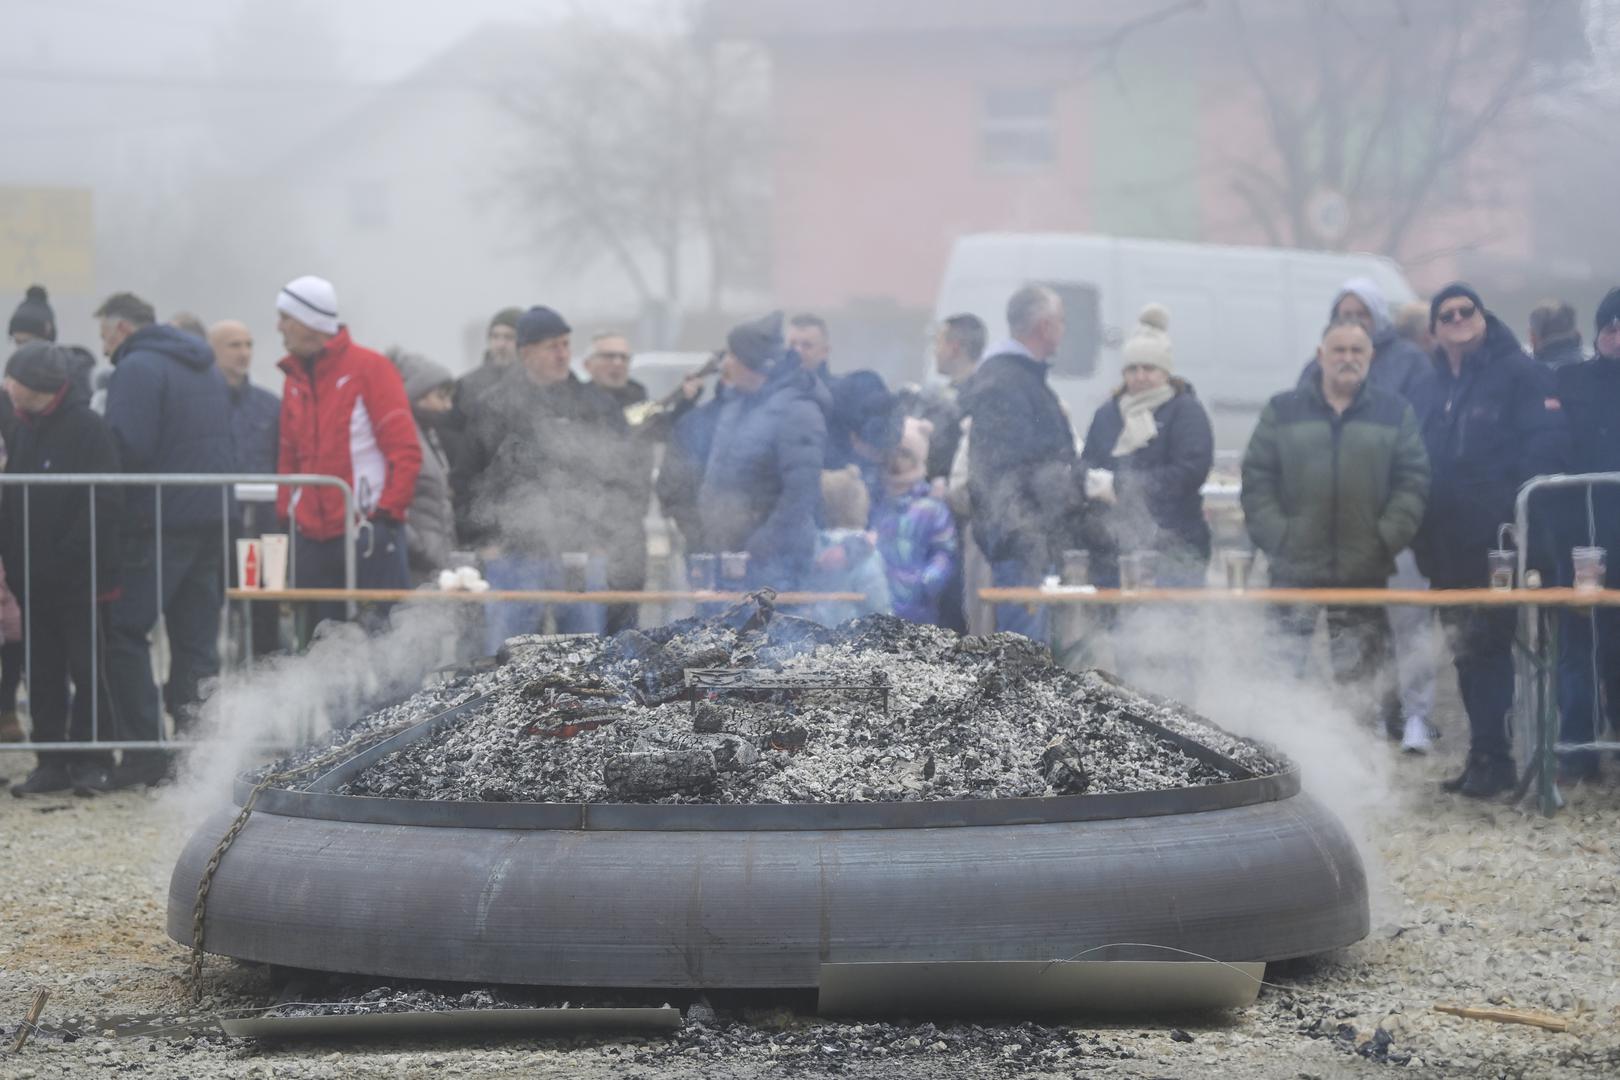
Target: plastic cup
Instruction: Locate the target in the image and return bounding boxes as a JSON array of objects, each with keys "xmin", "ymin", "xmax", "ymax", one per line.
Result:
[
  {"xmin": 1061, "ymin": 549, "xmax": 1090, "ymax": 587},
  {"xmin": 260, "ymin": 533, "xmax": 289, "ymax": 591},
  {"xmin": 561, "ymin": 551, "xmax": 590, "ymax": 593},
  {"xmin": 721, "ymin": 551, "xmax": 751, "ymax": 583},
  {"xmin": 1118, "ymin": 551, "xmax": 1156, "ymax": 594},
  {"xmin": 687, "ymin": 553, "xmax": 718, "ymax": 592},
  {"xmin": 1572, "ymin": 546, "xmax": 1607, "ymax": 594},
  {"xmin": 1487, "ymin": 549, "xmax": 1515, "ymax": 592},
  {"xmin": 1222, "ymin": 549, "xmax": 1255, "ymax": 593},
  {"xmin": 235, "ymin": 538, "xmax": 263, "ymax": 590}
]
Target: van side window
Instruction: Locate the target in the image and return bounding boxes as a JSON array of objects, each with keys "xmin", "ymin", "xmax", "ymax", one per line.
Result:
[{"xmin": 1047, "ymin": 283, "xmax": 1100, "ymax": 378}]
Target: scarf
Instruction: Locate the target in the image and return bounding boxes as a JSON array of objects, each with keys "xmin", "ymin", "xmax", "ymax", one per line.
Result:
[{"xmin": 1111, "ymin": 383, "xmax": 1175, "ymax": 458}]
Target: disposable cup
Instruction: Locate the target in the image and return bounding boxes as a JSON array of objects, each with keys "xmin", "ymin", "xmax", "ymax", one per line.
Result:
[
  {"xmin": 1572, "ymin": 546, "xmax": 1607, "ymax": 594},
  {"xmin": 1061, "ymin": 549, "xmax": 1090, "ymax": 587},
  {"xmin": 1118, "ymin": 551, "xmax": 1156, "ymax": 594},
  {"xmin": 688, "ymin": 553, "xmax": 718, "ymax": 592},
  {"xmin": 1487, "ymin": 549, "xmax": 1514, "ymax": 592},
  {"xmin": 261, "ymin": 533, "xmax": 289, "ymax": 591},
  {"xmin": 1222, "ymin": 549, "xmax": 1255, "ymax": 592}
]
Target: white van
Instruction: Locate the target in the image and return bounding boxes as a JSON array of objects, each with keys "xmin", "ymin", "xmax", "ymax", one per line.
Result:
[{"xmin": 933, "ymin": 233, "xmax": 1417, "ymax": 449}]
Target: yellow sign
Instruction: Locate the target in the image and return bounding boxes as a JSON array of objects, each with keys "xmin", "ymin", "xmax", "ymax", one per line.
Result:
[{"xmin": 0, "ymin": 187, "xmax": 94, "ymax": 293}]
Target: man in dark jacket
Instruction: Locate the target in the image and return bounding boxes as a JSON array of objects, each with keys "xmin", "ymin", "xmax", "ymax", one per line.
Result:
[
  {"xmin": 1299, "ymin": 278, "xmax": 1442, "ymax": 752},
  {"xmin": 1551, "ymin": 287, "xmax": 1620, "ymax": 783},
  {"xmin": 657, "ymin": 379, "xmax": 729, "ymax": 557},
  {"xmin": 97, "ymin": 292, "xmax": 235, "ymax": 785},
  {"xmin": 1412, "ymin": 283, "xmax": 1569, "ymax": 798},
  {"xmin": 1530, "ymin": 300, "xmax": 1585, "ymax": 372},
  {"xmin": 464, "ymin": 306, "xmax": 631, "ymax": 650},
  {"xmin": 451, "ymin": 307, "xmax": 522, "ymax": 428},
  {"xmin": 1245, "ymin": 320, "xmax": 1430, "ymax": 736},
  {"xmin": 210, "ymin": 319, "xmax": 281, "ymax": 656},
  {"xmin": 582, "ymin": 331, "xmax": 659, "ymax": 633},
  {"xmin": 959, "ymin": 284, "xmax": 1080, "ymax": 641},
  {"xmin": 0, "ymin": 343, "xmax": 124, "ymax": 796},
  {"xmin": 699, "ymin": 311, "xmax": 829, "ymax": 591}
]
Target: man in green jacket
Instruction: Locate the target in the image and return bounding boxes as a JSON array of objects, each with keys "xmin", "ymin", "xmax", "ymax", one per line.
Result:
[{"xmin": 1242, "ymin": 320, "xmax": 1430, "ymax": 738}]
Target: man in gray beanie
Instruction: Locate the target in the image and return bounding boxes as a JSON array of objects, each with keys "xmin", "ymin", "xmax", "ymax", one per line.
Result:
[{"xmin": 0, "ymin": 343, "xmax": 125, "ymax": 795}]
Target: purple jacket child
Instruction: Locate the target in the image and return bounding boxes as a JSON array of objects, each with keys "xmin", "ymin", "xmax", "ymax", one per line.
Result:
[{"xmin": 873, "ymin": 422, "xmax": 959, "ymax": 627}]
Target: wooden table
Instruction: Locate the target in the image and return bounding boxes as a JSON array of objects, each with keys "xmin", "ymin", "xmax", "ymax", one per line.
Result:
[{"xmin": 227, "ymin": 588, "xmax": 865, "ymax": 605}]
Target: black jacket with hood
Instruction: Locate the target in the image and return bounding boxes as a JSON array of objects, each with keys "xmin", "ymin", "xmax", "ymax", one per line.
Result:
[{"xmin": 104, "ymin": 324, "xmax": 236, "ymax": 532}]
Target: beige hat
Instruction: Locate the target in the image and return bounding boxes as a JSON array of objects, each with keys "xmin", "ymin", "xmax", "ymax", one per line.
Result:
[{"xmin": 1122, "ymin": 303, "xmax": 1173, "ymax": 374}]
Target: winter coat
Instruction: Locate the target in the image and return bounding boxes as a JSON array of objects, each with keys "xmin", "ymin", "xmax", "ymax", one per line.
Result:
[
  {"xmin": 800, "ymin": 528, "xmax": 892, "ymax": 626},
  {"xmin": 872, "ymin": 481, "xmax": 958, "ymax": 625},
  {"xmin": 104, "ymin": 323, "xmax": 235, "ymax": 532},
  {"xmin": 1535, "ymin": 335, "xmax": 1585, "ymax": 372},
  {"xmin": 597, "ymin": 380, "xmax": 657, "ymax": 588},
  {"xmin": 1242, "ymin": 374, "xmax": 1429, "ymax": 586},
  {"xmin": 405, "ymin": 417, "xmax": 456, "ymax": 581},
  {"xmin": 0, "ymin": 557, "xmax": 20, "ymax": 642},
  {"xmin": 657, "ymin": 388, "xmax": 728, "ymax": 553},
  {"xmin": 1554, "ymin": 354, "xmax": 1620, "ymax": 572},
  {"xmin": 958, "ymin": 348, "xmax": 1080, "ymax": 570},
  {"xmin": 1298, "ymin": 280, "xmax": 1435, "ymax": 407},
  {"xmin": 1079, "ymin": 381, "xmax": 1214, "ymax": 572},
  {"xmin": 1409, "ymin": 315, "xmax": 1569, "ymax": 589},
  {"xmin": 0, "ymin": 386, "xmax": 123, "ymax": 605},
  {"xmin": 450, "ymin": 355, "xmax": 508, "ymax": 430},
  {"xmin": 276, "ymin": 328, "xmax": 423, "ymax": 541},
  {"xmin": 463, "ymin": 367, "xmax": 633, "ymax": 557},
  {"xmin": 228, "ymin": 378, "xmax": 280, "ymax": 475},
  {"xmin": 699, "ymin": 365, "xmax": 830, "ymax": 589}
]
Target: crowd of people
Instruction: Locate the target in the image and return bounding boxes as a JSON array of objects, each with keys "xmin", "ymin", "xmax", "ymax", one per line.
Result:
[{"xmin": 0, "ymin": 273, "xmax": 1617, "ymax": 805}]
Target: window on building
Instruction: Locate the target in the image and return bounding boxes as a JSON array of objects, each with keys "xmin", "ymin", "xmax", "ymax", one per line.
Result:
[{"xmin": 981, "ymin": 86, "xmax": 1055, "ymax": 171}]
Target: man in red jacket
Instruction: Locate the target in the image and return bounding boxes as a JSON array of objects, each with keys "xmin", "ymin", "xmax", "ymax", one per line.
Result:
[{"xmin": 274, "ymin": 275, "xmax": 421, "ymax": 629}]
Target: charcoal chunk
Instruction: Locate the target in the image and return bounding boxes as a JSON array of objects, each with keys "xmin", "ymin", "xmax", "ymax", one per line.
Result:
[
  {"xmin": 1039, "ymin": 740, "xmax": 1089, "ymax": 795},
  {"xmin": 603, "ymin": 749, "xmax": 719, "ymax": 799}
]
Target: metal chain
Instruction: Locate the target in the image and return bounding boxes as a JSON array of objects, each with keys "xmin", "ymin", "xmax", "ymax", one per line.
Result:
[{"xmin": 186, "ymin": 734, "xmax": 400, "ymax": 1002}]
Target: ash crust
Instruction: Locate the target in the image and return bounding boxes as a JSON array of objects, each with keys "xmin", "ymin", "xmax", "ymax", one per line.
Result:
[{"xmin": 268, "ymin": 600, "xmax": 1282, "ymax": 805}]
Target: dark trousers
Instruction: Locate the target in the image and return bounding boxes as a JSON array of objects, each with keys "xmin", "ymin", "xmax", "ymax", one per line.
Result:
[
  {"xmin": 106, "ymin": 528, "xmax": 224, "ymax": 747},
  {"xmin": 27, "ymin": 591, "xmax": 116, "ymax": 769},
  {"xmin": 1439, "ymin": 605, "xmax": 1517, "ymax": 758},
  {"xmin": 0, "ymin": 639, "xmax": 23, "ymax": 712},
  {"xmin": 1273, "ymin": 591, "xmax": 1399, "ymax": 732},
  {"xmin": 1558, "ymin": 608, "xmax": 1620, "ymax": 770},
  {"xmin": 293, "ymin": 518, "xmax": 409, "ymax": 633}
]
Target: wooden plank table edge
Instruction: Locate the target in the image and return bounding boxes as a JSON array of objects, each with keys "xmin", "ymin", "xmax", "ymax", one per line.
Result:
[
  {"xmin": 978, "ymin": 587, "xmax": 1620, "ymax": 608},
  {"xmin": 227, "ymin": 588, "xmax": 867, "ymax": 604}
]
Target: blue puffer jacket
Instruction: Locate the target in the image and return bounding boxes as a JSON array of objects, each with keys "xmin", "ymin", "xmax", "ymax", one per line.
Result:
[
  {"xmin": 698, "ymin": 364, "xmax": 830, "ymax": 589},
  {"xmin": 105, "ymin": 324, "xmax": 236, "ymax": 531},
  {"xmin": 1410, "ymin": 315, "xmax": 1569, "ymax": 588}
]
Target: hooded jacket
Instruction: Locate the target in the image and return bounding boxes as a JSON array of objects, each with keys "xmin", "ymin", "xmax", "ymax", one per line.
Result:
[
  {"xmin": 1297, "ymin": 278, "xmax": 1434, "ymax": 406},
  {"xmin": 394, "ymin": 354, "xmax": 457, "ymax": 579},
  {"xmin": 276, "ymin": 327, "xmax": 423, "ymax": 541},
  {"xmin": 657, "ymin": 387, "xmax": 728, "ymax": 553},
  {"xmin": 0, "ymin": 380, "xmax": 123, "ymax": 603},
  {"xmin": 958, "ymin": 345, "xmax": 1080, "ymax": 569},
  {"xmin": 1079, "ymin": 380, "xmax": 1214, "ymax": 566},
  {"xmin": 1534, "ymin": 335, "xmax": 1586, "ymax": 372},
  {"xmin": 104, "ymin": 323, "xmax": 235, "ymax": 531},
  {"xmin": 463, "ymin": 366, "xmax": 633, "ymax": 557},
  {"xmin": 698, "ymin": 362, "xmax": 830, "ymax": 588},
  {"xmin": 1242, "ymin": 372, "xmax": 1429, "ymax": 586},
  {"xmin": 1410, "ymin": 314, "xmax": 1569, "ymax": 588}
]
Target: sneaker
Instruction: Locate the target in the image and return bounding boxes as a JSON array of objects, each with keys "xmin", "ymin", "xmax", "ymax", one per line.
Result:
[
  {"xmin": 0, "ymin": 711, "xmax": 23, "ymax": 742},
  {"xmin": 1400, "ymin": 717, "xmax": 1434, "ymax": 755},
  {"xmin": 1457, "ymin": 754, "xmax": 1517, "ymax": 799},
  {"xmin": 70, "ymin": 761, "xmax": 116, "ymax": 796},
  {"xmin": 10, "ymin": 763, "xmax": 73, "ymax": 797}
]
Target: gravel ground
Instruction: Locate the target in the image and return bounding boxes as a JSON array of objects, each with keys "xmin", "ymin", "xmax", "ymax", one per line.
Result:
[{"xmin": 4, "ymin": 725, "xmax": 1620, "ymax": 1077}]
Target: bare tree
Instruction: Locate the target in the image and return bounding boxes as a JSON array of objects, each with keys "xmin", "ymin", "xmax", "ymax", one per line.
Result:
[
  {"xmin": 1216, "ymin": 0, "xmax": 1588, "ymax": 258},
  {"xmin": 500, "ymin": 15, "xmax": 769, "ymax": 338}
]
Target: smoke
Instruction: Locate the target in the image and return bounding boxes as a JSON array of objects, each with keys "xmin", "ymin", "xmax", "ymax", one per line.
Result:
[{"xmin": 156, "ymin": 600, "xmax": 470, "ymax": 846}]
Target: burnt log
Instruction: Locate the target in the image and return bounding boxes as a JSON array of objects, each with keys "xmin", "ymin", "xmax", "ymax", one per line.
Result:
[
  {"xmin": 1040, "ymin": 740, "xmax": 1089, "ymax": 795},
  {"xmin": 604, "ymin": 749, "xmax": 719, "ymax": 799}
]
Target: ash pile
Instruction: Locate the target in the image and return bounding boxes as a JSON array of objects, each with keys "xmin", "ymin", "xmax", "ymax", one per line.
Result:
[{"xmin": 280, "ymin": 593, "xmax": 1282, "ymax": 804}]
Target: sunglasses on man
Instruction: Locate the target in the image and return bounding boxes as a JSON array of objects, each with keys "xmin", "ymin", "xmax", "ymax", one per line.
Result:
[{"xmin": 1437, "ymin": 303, "xmax": 1477, "ymax": 325}]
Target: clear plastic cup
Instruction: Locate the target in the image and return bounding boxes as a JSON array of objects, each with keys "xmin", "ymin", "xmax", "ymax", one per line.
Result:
[
  {"xmin": 561, "ymin": 551, "xmax": 590, "ymax": 593},
  {"xmin": 1487, "ymin": 549, "xmax": 1515, "ymax": 591},
  {"xmin": 1572, "ymin": 546, "xmax": 1607, "ymax": 594},
  {"xmin": 1061, "ymin": 549, "xmax": 1090, "ymax": 587},
  {"xmin": 1222, "ymin": 549, "xmax": 1255, "ymax": 592},
  {"xmin": 721, "ymin": 551, "xmax": 751, "ymax": 583},
  {"xmin": 1118, "ymin": 551, "xmax": 1156, "ymax": 594},
  {"xmin": 687, "ymin": 553, "xmax": 718, "ymax": 592}
]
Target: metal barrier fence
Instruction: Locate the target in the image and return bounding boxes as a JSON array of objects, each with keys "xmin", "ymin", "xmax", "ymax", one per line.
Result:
[
  {"xmin": 0, "ymin": 473, "xmax": 355, "ymax": 755},
  {"xmin": 1513, "ymin": 472, "xmax": 1620, "ymax": 813}
]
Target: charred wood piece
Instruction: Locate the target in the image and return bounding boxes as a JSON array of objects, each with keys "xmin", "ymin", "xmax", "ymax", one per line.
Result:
[{"xmin": 603, "ymin": 749, "xmax": 720, "ymax": 799}]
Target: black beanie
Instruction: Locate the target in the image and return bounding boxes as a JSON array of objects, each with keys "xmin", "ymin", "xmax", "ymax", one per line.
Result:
[
  {"xmin": 8, "ymin": 285, "xmax": 55, "ymax": 342},
  {"xmin": 832, "ymin": 370, "xmax": 904, "ymax": 451},
  {"xmin": 6, "ymin": 341, "xmax": 71, "ymax": 395},
  {"xmin": 1429, "ymin": 282, "xmax": 1486, "ymax": 331},
  {"xmin": 1595, "ymin": 287, "xmax": 1620, "ymax": 335},
  {"xmin": 727, "ymin": 311, "xmax": 785, "ymax": 371},
  {"xmin": 490, "ymin": 306, "xmax": 523, "ymax": 333},
  {"xmin": 515, "ymin": 305, "xmax": 571, "ymax": 346}
]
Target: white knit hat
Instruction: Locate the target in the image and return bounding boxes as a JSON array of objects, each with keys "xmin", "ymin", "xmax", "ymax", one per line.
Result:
[
  {"xmin": 276, "ymin": 275, "xmax": 340, "ymax": 335},
  {"xmin": 1122, "ymin": 303, "xmax": 1173, "ymax": 374}
]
